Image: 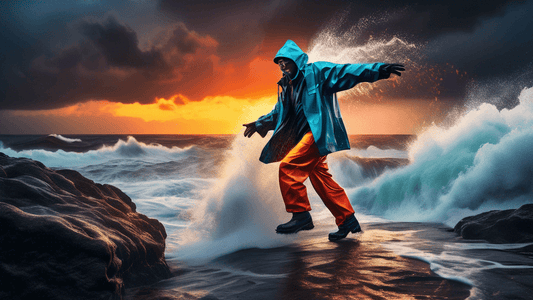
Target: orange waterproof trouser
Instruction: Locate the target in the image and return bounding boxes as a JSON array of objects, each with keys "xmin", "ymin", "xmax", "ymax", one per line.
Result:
[{"xmin": 279, "ymin": 131, "xmax": 355, "ymax": 226}]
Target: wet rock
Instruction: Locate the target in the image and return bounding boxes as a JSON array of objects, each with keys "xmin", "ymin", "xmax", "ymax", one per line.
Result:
[
  {"xmin": 454, "ymin": 204, "xmax": 533, "ymax": 243},
  {"xmin": 0, "ymin": 153, "xmax": 171, "ymax": 300}
]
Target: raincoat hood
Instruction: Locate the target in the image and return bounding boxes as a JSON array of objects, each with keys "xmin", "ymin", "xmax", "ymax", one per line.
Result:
[{"xmin": 273, "ymin": 40, "xmax": 309, "ymax": 71}]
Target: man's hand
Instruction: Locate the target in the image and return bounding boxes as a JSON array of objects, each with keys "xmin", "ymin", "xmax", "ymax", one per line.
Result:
[
  {"xmin": 243, "ymin": 122, "xmax": 268, "ymax": 138},
  {"xmin": 243, "ymin": 122, "xmax": 258, "ymax": 138},
  {"xmin": 379, "ymin": 63, "xmax": 405, "ymax": 79}
]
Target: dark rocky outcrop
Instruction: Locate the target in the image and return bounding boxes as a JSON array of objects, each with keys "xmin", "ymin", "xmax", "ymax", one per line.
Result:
[
  {"xmin": 454, "ymin": 204, "xmax": 533, "ymax": 243},
  {"xmin": 0, "ymin": 153, "xmax": 172, "ymax": 300}
]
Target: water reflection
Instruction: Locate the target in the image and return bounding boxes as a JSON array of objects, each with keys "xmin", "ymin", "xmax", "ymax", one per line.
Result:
[{"xmin": 126, "ymin": 225, "xmax": 470, "ymax": 300}]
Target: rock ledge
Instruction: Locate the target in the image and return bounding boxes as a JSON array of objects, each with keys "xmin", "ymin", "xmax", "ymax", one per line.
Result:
[
  {"xmin": 454, "ymin": 203, "xmax": 533, "ymax": 244},
  {"xmin": 0, "ymin": 153, "xmax": 171, "ymax": 300}
]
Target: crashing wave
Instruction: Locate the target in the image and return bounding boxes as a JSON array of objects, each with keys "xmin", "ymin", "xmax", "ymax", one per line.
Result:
[{"xmin": 348, "ymin": 87, "xmax": 533, "ymax": 226}]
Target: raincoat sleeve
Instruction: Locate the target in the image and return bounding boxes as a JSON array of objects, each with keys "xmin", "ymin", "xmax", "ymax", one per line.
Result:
[
  {"xmin": 320, "ymin": 62, "xmax": 384, "ymax": 94},
  {"xmin": 254, "ymin": 100, "xmax": 280, "ymax": 136}
]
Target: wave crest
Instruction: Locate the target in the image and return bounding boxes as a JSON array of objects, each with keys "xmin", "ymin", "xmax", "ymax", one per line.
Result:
[
  {"xmin": 349, "ymin": 87, "xmax": 533, "ymax": 226},
  {"xmin": 0, "ymin": 136, "xmax": 193, "ymax": 169}
]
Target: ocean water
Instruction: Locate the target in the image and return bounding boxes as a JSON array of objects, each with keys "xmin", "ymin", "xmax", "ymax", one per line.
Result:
[
  {"xmin": 0, "ymin": 132, "xmax": 411, "ymax": 257},
  {"xmin": 2, "ymin": 89, "xmax": 533, "ymax": 299}
]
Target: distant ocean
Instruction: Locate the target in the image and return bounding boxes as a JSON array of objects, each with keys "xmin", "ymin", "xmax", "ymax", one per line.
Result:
[{"xmin": 2, "ymin": 91, "xmax": 533, "ymax": 300}]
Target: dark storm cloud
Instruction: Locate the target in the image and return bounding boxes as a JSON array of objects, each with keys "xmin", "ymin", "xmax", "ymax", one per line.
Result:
[
  {"xmin": 80, "ymin": 17, "xmax": 170, "ymax": 72},
  {"xmin": 157, "ymin": 0, "xmax": 533, "ymax": 106},
  {"xmin": 159, "ymin": 0, "xmax": 279, "ymax": 61},
  {"xmin": 1, "ymin": 0, "xmax": 532, "ymax": 111},
  {"xmin": 0, "ymin": 13, "xmax": 219, "ymax": 110},
  {"xmin": 159, "ymin": 0, "xmax": 533, "ymax": 102},
  {"xmin": 425, "ymin": 1, "xmax": 533, "ymax": 77},
  {"xmin": 371, "ymin": 0, "xmax": 526, "ymax": 38},
  {"xmin": 158, "ymin": 0, "xmax": 350, "ymax": 59},
  {"xmin": 158, "ymin": 0, "xmax": 525, "ymax": 56},
  {"xmin": 165, "ymin": 24, "xmax": 205, "ymax": 54},
  {"xmin": 421, "ymin": 1, "xmax": 533, "ymax": 108}
]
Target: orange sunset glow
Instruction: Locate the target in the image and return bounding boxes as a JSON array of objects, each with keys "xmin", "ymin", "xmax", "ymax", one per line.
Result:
[
  {"xmin": 0, "ymin": 2, "xmax": 487, "ymax": 136},
  {"xmin": 0, "ymin": 35, "xmax": 459, "ymax": 135},
  {"xmin": 3, "ymin": 48, "xmax": 456, "ymax": 136},
  {"xmin": 8, "ymin": 93, "xmax": 451, "ymax": 135}
]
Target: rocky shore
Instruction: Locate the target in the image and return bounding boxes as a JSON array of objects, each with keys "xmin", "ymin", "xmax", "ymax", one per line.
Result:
[
  {"xmin": 454, "ymin": 203, "xmax": 533, "ymax": 244},
  {"xmin": 2, "ymin": 150, "xmax": 532, "ymax": 299},
  {"xmin": 0, "ymin": 153, "xmax": 172, "ymax": 300}
]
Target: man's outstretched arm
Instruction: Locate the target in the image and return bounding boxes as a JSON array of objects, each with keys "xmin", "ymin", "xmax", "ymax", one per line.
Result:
[
  {"xmin": 320, "ymin": 62, "xmax": 405, "ymax": 94},
  {"xmin": 243, "ymin": 101, "xmax": 281, "ymax": 138}
]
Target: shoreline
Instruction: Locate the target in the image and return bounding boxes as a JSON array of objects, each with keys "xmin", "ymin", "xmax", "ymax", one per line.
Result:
[{"xmin": 126, "ymin": 222, "xmax": 472, "ymax": 300}]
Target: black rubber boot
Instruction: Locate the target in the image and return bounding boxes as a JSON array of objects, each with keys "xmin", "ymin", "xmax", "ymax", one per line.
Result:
[
  {"xmin": 328, "ymin": 214, "xmax": 361, "ymax": 241},
  {"xmin": 276, "ymin": 211, "xmax": 314, "ymax": 234}
]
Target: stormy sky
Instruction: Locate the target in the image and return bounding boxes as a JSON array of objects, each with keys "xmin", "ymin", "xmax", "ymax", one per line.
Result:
[{"xmin": 1, "ymin": 0, "xmax": 532, "ymax": 134}]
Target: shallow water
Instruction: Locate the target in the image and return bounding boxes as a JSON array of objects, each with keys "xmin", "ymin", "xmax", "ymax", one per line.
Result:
[
  {"xmin": 124, "ymin": 219, "xmax": 533, "ymax": 300},
  {"xmin": 127, "ymin": 222, "xmax": 474, "ymax": 300}
]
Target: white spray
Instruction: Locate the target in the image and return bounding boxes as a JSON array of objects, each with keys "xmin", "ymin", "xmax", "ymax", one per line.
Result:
[
  {"xmin": 348, "ymin": 87, "xmax": 533, "ymax": 226},
  {"xmin": 175, "ymin": 27, "xmax": 421, "ymax": 260}
]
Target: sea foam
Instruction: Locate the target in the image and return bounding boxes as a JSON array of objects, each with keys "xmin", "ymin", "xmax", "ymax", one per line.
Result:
[
  {"xmin": 0, "ymin": 136, "xmax": 193, "ymax": 169},
  {"xmin": 174, "ymin": 133, "xmax": 295, "ymax": 262},
  {"xmin": 348, "ymin": 87, "xmax": 533, "ymax": 226}
]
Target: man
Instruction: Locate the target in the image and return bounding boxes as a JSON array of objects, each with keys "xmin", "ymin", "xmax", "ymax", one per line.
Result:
[{"xmin": 243, "ymin": 40, "xmax": 404, "ymax": 241}]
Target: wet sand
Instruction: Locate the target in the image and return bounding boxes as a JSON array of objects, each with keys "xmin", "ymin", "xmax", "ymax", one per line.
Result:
[{"xmin": 126, "ymin": 223, "xmax": 471, "ymax": 300}]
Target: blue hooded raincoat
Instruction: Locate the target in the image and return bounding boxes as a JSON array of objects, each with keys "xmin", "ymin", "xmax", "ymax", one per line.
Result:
[{"xmin": 256, "ymin": 40, "xmax": 384, "ymax": 164}]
